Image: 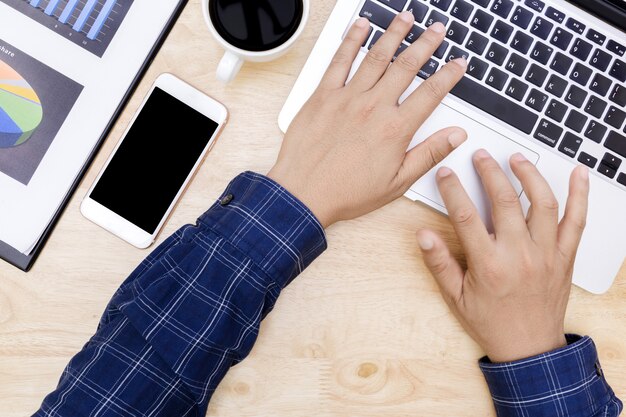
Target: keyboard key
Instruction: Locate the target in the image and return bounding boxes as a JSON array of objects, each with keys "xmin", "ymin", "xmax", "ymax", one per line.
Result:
[
  {"xmin": 590, "ymin": 49, "xmax": 612, "ymax": 72},
  {"xmin": 511, "ymin": 31, "xmax": 534, "ymax": 54},
  {"xmin": 418, "ymin": 58, "xmax": 440, "ymax": 79},
  {"xmin": 610, "ymin": 84, "xmax": 626, "ymax": 107},
  {"xmin": 530, "ymin": 17, "xmax": 553, "ymax": 40},
  {"xmin": 578, "ymin": 152, "xmax": 598, "ymax": 168},
  {"xmin": 505, "ymin": 78, "xmax": 529, "ymax": 101},
  {"xmin": 378, "ymin": 0, "xmax": 407, "ymax": 12},
  {"xmin": 447, "ymin": 21, "xmax": 470, "ymax": 44},
  {"xmin": 570, "ymin": 38, "xmax": 593, "ymax": 61},
  {"xmin": 393, "ymin": 43, "xmax": 409, "ymax": 60},
  {"xmin": 505, "ymin": 53, "xmax": 529, "ymax": 76},
  {"xmin": 491, "ymin": 20, "xmax": 514, "ymax": 43},
  {"xmin": 486, "ymin": 67, "xmax": 509, "ymax": 90},
  {"xmin": 406, "ymin": 25, "xmax": 425, "ymax": 43},
  {"xmin": 545, "ymin": 6, "xmax": 565, "ymax": 23},
  {"xmin": 565, "ymin": 85, "xmax": 588, "ymax": 108},
  {"xmin": 526, "ymin": 88, "xmax": 549, "ymax": 112},
  {"xmin": 510, "ymin": 6, "xmax": 533, "ymax": 29},
  {"xmin": 446, "ymin": 45, "xmax": 470, "ymax": 61},
  {"xmin": 407, "ymin": 0, "xmax": 429, "ymax": 23},
  {"xmin": 550, "ymin": 28, "xmax": 573, "ymax": 51},
  {"xmin": 565, "ymin": 109, "xmax": 588, "ymax": 133},
  {"xmin": 467, "ymin": 56, "xmax": 489, "ymax": 80},
  {"xmin": 584, "ymin": 120, "xmax": 608, "ymax": 143},
  {"xmin": 607, "ymin": 40, "xmax": 626, "ymax": 57},
  {"xmin": 471, "ymin": 9, "xmax": 494, "ymax": 33},
  {"xmin": 618, "ymin": 173, "xmax": 626, "ymax": 186},
  {"xmin": 558, "ymin": 132, "xmax": 582, "ymax": 158},
  {"xmin": 431, "ymin": 0, "xmax": 454, "ymax": 12},
  {"xmin": 450, "ymin": 76, "xmax": 539, "ymax": 133},
  {"xmin": 531, "ymin": 42, "xmax": 553, "ymax": 65},
  {"xmin": 546, "ymin": 74, "xmax": 568, "ymax": 98},
  {"xmin": 434, "ymin": 40, "xmax": 450, "ymax": 58},
  {"xmin": 360, "ymin": 1, "xmax": 396, "ymax": 29},
  {"xmin": 586, "ymin": 29, "xmax": 606, "ymax": 46},
  {"xmin": 451, "ymin": 0, "xmax": 474, "ymax": 22},
  {"xmin": 609, "ymin": 60, "xmax": 626, "ymax": 82},
  {"xmin": 525, "ymin": 63, "xmax": 548, "ymax": 86},
  {"xmin": 584, "ymin": 96, "xmax": 608, "ymax": 119},
  {"xmin": 491, "ymin": 0, "xmax": 514, "ymax": 18},
  {"xmin": 470, "ymin": 0, "xmax": 489, "ymax": 7},
  {"xmin": 486, "ymin": 43, "xmax": 508, "ymax": 66},
  {"xmin": 368, "ymin": 30, "xmax": 383, "ymax": 49},
  {"xmin": 550, "ymin": 52, "xmax": 573, "ymax": 75},
  {"xmin": 598, "ymin": 162, "xmax": 617, "ymax": 179},
  {"xmin": 605, "ymin": 106, "xmax": 626, "ymax": 130},
  {"xmin": 524, "ymin": 0, "xmax": 545, "ymax": 13},
  {"xmin": 566, "ymin": 18, "xmax": 585, "ymax": 35},
  {"xmin": 426, "ymin": 10, "xmax": 450, "ymax": 27},
  {"xmin": 602, "ymin": 152, "xmax": 622, "ymax": 170},
  {"xmin": 466, "ymin": 31, "xmax": 489, "ymax": 54},
  {"xmin": 363, "ymin": 26, "xmax": 374, "ymax": 47},
  {"xmin": 534, "ymin": 119, "xmax": 563, "ymax": 147},
  {"xmin": 569, "ymin": 62, "xmax": 593, "ymax": 86},
  {"xmin": 546, "ymin": 99, "xmax": 568, "ymax": 122},
  {"xmin": 590, "ymin": 73, "xmax": 612, "ymax": 97}
]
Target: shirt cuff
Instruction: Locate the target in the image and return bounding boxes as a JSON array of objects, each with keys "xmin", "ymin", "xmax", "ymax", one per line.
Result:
[
  {"xmin": 198, "ymin": 171, "xmax": 327, "ymax": 288},
  {"xmin": 479, "ymin": 335, "xmax": 621, "ymax": 417}
]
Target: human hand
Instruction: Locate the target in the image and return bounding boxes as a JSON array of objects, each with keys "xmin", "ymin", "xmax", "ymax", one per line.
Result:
[
  {"xmin": 417, "ymin": 150, "xmax": 589, "ymax": 363},
  {"xmin": 268, "ymin": 13, "xmax": 468, "ymax": 228}
]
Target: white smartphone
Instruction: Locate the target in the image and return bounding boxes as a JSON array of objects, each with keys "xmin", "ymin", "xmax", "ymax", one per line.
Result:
[{"xmin": 81, "ymin": 73, "xmax": 228, "ymax": 248}]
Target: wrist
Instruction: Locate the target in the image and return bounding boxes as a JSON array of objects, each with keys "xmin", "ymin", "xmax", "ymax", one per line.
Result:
[{"xmin": 486, "ymin": 334, "xmax": 568, "ymax": 363}]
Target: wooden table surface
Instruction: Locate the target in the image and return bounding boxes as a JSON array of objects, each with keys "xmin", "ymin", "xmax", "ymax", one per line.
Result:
[{"xmin": 1, "ymin": 1, "xmax": 625, "ymax": 416}]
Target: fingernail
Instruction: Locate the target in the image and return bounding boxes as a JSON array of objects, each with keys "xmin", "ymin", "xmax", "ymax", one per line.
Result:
[
  {"xmin": 511, "ymin": 152, "xmax": 527, "ymax": 162},
  {"xmin": 448, "ymin": 130, "xmax": 467, "ymax": 148},
  {"xmin": 438, "ymin": 167, "xmax": 453, "ymax": 178},
  {"xmin": 452, "ymin": 57, "xmax": 468, "ymax": 69},
  {"xmin": 418, "ymin": 233, "xmax": 435, "ymax": 251},
  {"xmin": 474, "ymin": 149, "xmax": 490, "ymax": 160},
  {"xmin": 580, "ymin": 166, "xmax": 589, "ymax": 182},
  {"xmin": 399, "ymin": 11, "xmax": 414, "ymax": 23},
  {"xmin": 355, "ymin": 17, "xmax": 369, "ymax": 28},
  {"xmin": 429, "ymin": 22, "xmax": 446, "ymax": 33}
]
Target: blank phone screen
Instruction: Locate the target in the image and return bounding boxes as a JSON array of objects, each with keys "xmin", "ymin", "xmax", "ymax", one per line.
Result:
[{"xmin": 90, "ymin": 87, "xmax": 219, "ymax": 234}]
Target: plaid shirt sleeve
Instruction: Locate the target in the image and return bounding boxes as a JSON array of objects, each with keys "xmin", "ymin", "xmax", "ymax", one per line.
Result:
[
  {"xmin": 33, "ymin": 172, "xmax": 327, "ymax": 417},
  {"xmin": 480, "ymin": 334, "xmax": 623, "ymax": 417}
]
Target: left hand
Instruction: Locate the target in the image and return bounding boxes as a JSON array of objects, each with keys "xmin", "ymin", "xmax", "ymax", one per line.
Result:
[{"xmin": 268, "ymin": 13, "xmax": 468, "ymax": 228}]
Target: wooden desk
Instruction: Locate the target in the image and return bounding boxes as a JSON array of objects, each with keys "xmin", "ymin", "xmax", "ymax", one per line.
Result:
[{"xmin": 1, "ymin": 1, "xmax": 625, "ymax": 415}]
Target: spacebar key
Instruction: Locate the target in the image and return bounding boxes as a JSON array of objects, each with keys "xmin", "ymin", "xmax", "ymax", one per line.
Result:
[{"xmin": 450, "ymin": 76, "xmax": 539, "ymax": 134}]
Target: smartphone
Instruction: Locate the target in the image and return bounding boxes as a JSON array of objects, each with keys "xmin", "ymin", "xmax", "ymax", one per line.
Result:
[{"xmin": 81, "ymin": 73, "xmax": 228, "ymax": 248}]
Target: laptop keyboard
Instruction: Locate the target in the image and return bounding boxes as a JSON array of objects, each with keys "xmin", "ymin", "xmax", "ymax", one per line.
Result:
[{"xmin": 356, "ymin": 0, "xmax": 626, "ymax": 188}]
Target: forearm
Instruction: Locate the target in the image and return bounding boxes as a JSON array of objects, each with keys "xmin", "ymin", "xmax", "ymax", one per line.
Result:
[
  {"xmin": 34, "ymin": 172, "xmax": 327, "ymax": 417},
  {"xmin": 480, "ymin": 335, "xmax": 623, "ymax": 417}
]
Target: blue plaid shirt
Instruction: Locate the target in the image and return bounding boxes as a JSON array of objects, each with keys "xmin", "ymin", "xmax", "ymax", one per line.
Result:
[{"xmin": 34, "ymin": 172, "xmax": 622, "ymax": 417}]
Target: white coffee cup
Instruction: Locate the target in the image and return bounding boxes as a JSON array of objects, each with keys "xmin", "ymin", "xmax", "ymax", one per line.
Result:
[{"xmin": 202, "ymin": 0, "xmax": 310, "ymax": 83}]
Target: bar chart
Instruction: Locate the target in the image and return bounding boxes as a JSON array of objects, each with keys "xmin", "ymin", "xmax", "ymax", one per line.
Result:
[{"xmin": 1, "ymin": 0, "xmax": 134, "ymax": 57}]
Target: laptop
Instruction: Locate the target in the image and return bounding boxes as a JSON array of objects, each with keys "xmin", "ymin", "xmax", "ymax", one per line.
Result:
[{"xmin": 279, "ymin": 0, "xmax": 626, "ymax": 294}]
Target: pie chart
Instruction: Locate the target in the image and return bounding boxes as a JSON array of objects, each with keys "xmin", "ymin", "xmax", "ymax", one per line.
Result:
[{"xmin": 0, "ymin": 60, "xmax": 43, "ymax": 148}]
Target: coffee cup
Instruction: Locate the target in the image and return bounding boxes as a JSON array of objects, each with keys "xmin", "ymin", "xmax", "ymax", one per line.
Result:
[{"xmin": 202, "ymin": 0, "xmax": 310, "ymax": 83}]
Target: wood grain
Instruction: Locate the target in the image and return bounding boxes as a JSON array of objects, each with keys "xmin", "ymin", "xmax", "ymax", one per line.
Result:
[{"xmin": 1, "ymin": 1, "xmax": 625, "ymax": 416}]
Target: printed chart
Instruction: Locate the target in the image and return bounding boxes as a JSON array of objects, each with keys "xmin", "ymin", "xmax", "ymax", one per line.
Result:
[
  {"xmin": 1, "ymin": 0, "xmax": 134, "ymax": 57},
  {"xmin": 0, "ymin": 61, "xmax": 43, "ymax": 148}
]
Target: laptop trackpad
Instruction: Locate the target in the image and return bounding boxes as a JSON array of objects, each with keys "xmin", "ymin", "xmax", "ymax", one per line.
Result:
[{"xmin": 407, "ymin": 103, "xmax": 540, "ymax": 230}]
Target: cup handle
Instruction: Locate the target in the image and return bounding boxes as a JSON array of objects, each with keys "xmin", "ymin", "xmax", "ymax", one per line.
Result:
[{"xmin": 217, "ymin": 51, "xmax": 244, "ymax": 83}]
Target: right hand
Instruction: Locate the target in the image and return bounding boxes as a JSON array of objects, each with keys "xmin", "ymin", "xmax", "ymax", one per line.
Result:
[{"xmin": 417, "ymin": 150, "xmax": 590, "ymax": 363}]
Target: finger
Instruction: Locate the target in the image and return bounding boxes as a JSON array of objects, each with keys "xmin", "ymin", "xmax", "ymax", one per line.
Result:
[
  {"xmin": 417, "ymin": 229, "xmax": 464, "ymax": 306},
  {"xmin": 436, "ymin": 167, "xmax": 492, "ymax": 258},
  {"xmin": 376, "ymin": 22, "xmax": 446, "ymax": 101},
  {"xmin": 558, "ymin": 166, "xmax": 590, "ymax": 260},
  {"xmin": 472, "ymin": 149, "xmax": 528, "ymax": 237},
  {"xmin": 348, "ymin": 11, "xmax": 414, "ymax": 92},
  {"xmin": 509, "ymin": 153, "xmax": 559, "ymax": 248},
  {"xmin": 396, "ymin": 127, "xmax": 467, "ymax": 188},
  {"xmin": 319, "ymin": 17, "xmax": 371, "ymax": 90},
  {"xmin": 399, "ymin": 57, "xmax": 467, "ymax": 130}
]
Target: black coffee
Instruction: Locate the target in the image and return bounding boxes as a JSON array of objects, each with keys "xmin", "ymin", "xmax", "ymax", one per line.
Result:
[{"xmin": 209, "ymin": 0, "xmax": 304, "ymax": 52}]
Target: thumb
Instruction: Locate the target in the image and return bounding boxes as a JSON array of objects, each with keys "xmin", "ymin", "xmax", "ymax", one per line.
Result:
[
  {"xmin": 417, "ymin": 229, "xmax": 464, "ymax": 306},
  {"xmin": 398, "ymin": 127, "xmax": 467, "ymax": 187}
]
